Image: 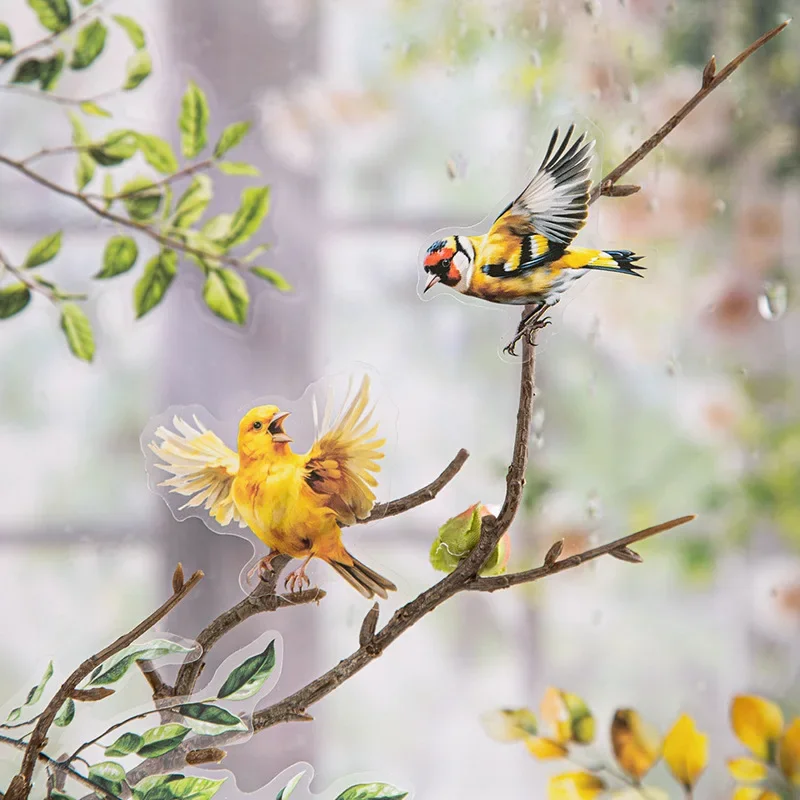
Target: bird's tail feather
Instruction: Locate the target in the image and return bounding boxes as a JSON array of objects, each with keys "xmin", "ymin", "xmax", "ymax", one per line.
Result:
[
  {"xmin": 581, "ymin": 248, "xmax": 645, "ymax": 277},
  {"xmin": 328, "ymin": 553, "xmax": 397, "ymax": 600}
]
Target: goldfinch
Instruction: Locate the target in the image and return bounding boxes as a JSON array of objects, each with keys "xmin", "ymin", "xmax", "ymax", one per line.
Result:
[
  {"xmin": 422, "ymin": 125, "xmax": 644, "ymax": 354},
  {"xmin": 148, "ymin": 376, "xmax": 397, "ymax": 599}
]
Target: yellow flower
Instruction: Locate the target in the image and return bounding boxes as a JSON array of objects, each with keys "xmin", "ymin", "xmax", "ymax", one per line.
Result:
[
  {"xmin": 611, "ymin": 709, "xmax": 662, "ymax": 781},
  {"xmin": 480, "ymin": 708, "xmax": 538, "ymax": 743},
  {"xmin": 540, "ymin": 687, "xmax": 595, "ymax": 745},
  {"xmin": 547, "ymin": 772, "xmax": 605, "ymax": 800},
  {"xmin": 732, "ymin": 789, "xmax": 781, "ymax": 800},
  {"xmin": 779, "ymin": 717, "xmax": 800, "ymax": 784},
  {"xmin": 731, "ymin": 696, "xmax": 784, "ymax": 763},
  {"xmin": 727, "ymin": 757, "xmax": 768, "ymax": 782},
  {"xmin": 663, "ymin": 714, "xmax": 708, "ymax": 790},
  {"xmin": 526, "ymin": 737, "xmax": 570, "ymax": 759}
]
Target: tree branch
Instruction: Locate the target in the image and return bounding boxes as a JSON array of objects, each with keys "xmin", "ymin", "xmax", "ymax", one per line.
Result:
[{"xmin": 5, "ymin": 568, "xmax": 204, "ymax": 800}]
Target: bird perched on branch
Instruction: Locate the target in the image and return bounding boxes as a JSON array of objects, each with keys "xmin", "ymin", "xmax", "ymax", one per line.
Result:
[
  {"xmin": 148, "ymin": 376, "xmax": 397, "ymax": 600},
  {"xmin": 422, "ymin": 124, "xmax": 644, "ymax": 355}
]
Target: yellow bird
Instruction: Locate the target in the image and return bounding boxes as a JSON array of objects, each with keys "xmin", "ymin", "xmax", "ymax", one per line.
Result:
[
  {"xmin": 148, "ymin": 376, "xmax": 397, "ymax": 599},
  {"xmin": 422, "ymin": 124, "xmax": 644, "ymax": 354}
]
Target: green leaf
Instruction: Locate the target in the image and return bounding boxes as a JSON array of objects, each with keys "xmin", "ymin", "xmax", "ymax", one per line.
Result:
[
  {"xmin": 123, "ymin": 48, "xmax": 151, "ymax": 90},
  {"xmin": 69, "ymin": 112, "xmax": 90, "ymax": 145},
  {"xmin": 89, "ymin": 129, "xmax": 138, "ymax": 167},
  {"xmin": 0, "ymin": 24, "xmax": 14, "ymax": 60},
  {"xmin": 70, "ymin": 19, "xmax": 106, "ymax": 69},
  {"xmin": 121, "ymin": 176, "xmax": 162, "ymax": 221},
  {"xmin": 213, "ymin": 121, "xmax": 250, "ymax": 158},
  {"xmin": 105, "ymin": 731, "xmax": 144, "ymax": 757},
  {"xmin": 54, "ymin": 697, "xmax": 75, "ymax": 727},
  {"xmin": 24, "ymin": 231, "xmax": 62, "ymax": 268},
  {"xmin": 177, "ymin": 703, "xmax": 246, "ymax": 736},
  {"xmin": 52, "ymin": 793, "xmax": 76, "ymax": 800},
  {"xmin": 76, "ymin": 152, "xmax": 95, "ymax": 190},
  {"xmin": 112, "ymin": 14, "xmax": 145, "ymax": 49},
  {"xmin": 11, "ymin": 58, "xmax": 41, "ymax": 84},
  {"xmin": 222, "ymin": 186, "xmax": 270, "ymax": 248},
  {"xmin": 243, "ymin": 244, "xmax": 270, "ymax": 263},
  {"xmin": 60, "ymin": 303, "xmax": 94, "ymax": 362},
  {"xmin": 7, "ymin": 660, "xmax": 54, "ymax": 719},
  {"xmin": 133, "ymin": 774, "xmax": 185, "ymax": 800},
  {"xmin": 202, "ymin": 269, "xmax": 249, "ymax": 325},
  {"xmin": 172, "ymin": 175, "xmax": 212, "ymax": 229},
  {"xmin": 38, "ymin": 51, "xmax": 64, "ymax": 91},
  {"xmin": 103, "ymin": 173, "xmax": 114, "ymax": 208},
  {"xmin": 27, "ymin": 0, "xmax": 71, "ymax": 33},
  {"xmin": 216, "ymin": 161, "xmax": 260, "ymax": 177},
  {"xmin": 136, "ymin": 724, "xmax": 190, "ymax": 758},
  {"xmin": 89, "ymin": 638, "xmax": 193, "ymax": 685},
  {"xmin": 250, "ymin": 266, "xmax": 291, "ymax": 292},
  {"xmin": 96, "ymin": 235, "xmax": 138, "ymax": 279},
  {"xmin": 334, "ymin": 784, "xmax": 408, "ymax": 800},
  {"xmin": 217, "ymin": 640, "xmax": 276, "ymax": 700},
  {"xmin": 0, "ymin": 284, "xmax": 31, "ymax": 320},
  {"xmin": 88, "ymin": 761, "xmax": 126, "ymax": 797},
  {"xmin": 136, "ymin": 133, "xmax": 178, "ymax": 174},
  {"xmin": 179, "ymin": 81, "xmax": 209, "ymax": 158},
  {"xmin": 133, "ymin": 250, "xmax": 177, "ymax": 319},
  {"xmin": 200, "ymin": 213, "xmax": 231, "ymax": 242},
  {"xmin": 79, "ymin": 100, "xmax": 111, "ymax": 117},
  {"xmin": 161, "ymin": 776, "xmax": 226, "ymax": 800},
  {"xmin": 276, "ymin": 771, "xmax": 305, "ymax": 800}
]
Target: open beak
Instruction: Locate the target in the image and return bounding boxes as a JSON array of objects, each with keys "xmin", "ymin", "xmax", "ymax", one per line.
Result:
[
  {"xmin": 424, "ymin": 274, "xmax": 440, "ymax": 293},
  {"xmin": 269, "ymin": 411, "xmax": 292, "ymax": 443}
]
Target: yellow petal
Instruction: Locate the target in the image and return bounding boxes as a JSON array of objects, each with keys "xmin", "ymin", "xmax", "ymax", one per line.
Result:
[
  {"xmin": 727, "ymin": 757, "xmax": 768, "ymax": 782},
  {"xmin": 663, "ymin": 714, "xmax": 709, "ymax": 790},
  {"xmin": 547, "ymin": 772, "xmax": 605, "ymax": 800},
  {"xmin": 480, "ymin": 708, "xmax": 538, "ymax": 742},
  {"xmin": 541, "ymin": 687, "xmax": 595, "ymax": 744},
  {"xmin": 779, "ymin": 718, "xmax": 800, "ymax": 783},
  {"xmin": 731, "ymin": 696, "xmax": 784, "ymax": 762},
  {"xmin": 733, "ymin": 789, "xmax": 781, "ymax": 800},
  {"xmin": 611, "ymin": 709, "xmax": 662, "ymax": 780},
  {"xmin": 612, "ymin": 789, "xmax": 669, "ymax": 800},
  {"xmin": 526, "ymin": 737, "xmax": 570, "ymax": 759}
]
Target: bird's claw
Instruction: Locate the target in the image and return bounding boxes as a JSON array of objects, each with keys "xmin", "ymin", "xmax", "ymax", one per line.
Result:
[
  {"xmin": 505, "ymin": 315, "xmax": 552, "ymax": 354},
  {"xmin": 246, "ymin": 552, "xmax": 279, "ymax": 585},
  {"xmin": 284, "ymin": 568, "xmax": 311, "ymax": 594}
]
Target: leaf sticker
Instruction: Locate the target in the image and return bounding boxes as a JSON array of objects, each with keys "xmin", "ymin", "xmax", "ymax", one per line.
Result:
[
  {"xmin": 0, "ymin": 284, "xmax": 32, "ymax": 320},
  {"xmin": 202, "ymin": 268, "xmax": 250, "ymax": 325},
  {"xmin": 137, "ymin": 133, "xmax": 178, "ymax": 174},
  {"xmin": 124, "ymin": 49, "xmax": 151, "ymax": 90},
  {"xmin": 137, "ymin": 724, "xmax": 191, "ymax": 758},
  {"xmin": 334, "ymin": 784, "xmax": 408, "ymax": 800},
  {"xmin": 216, "ymin": 161, "xmax": 260, "ymax": 177},
  {"xmin": 172, "ymin": 175, "xmax": 212, "ymax": 229},
  {"xmin": 177, "ymin": 703, "xmax": 247, "ymax": 736},
  {"xmin": 60, "ymin": 303, "xmax": 95, "ymax": 362},
  {"xmin": 217, "ymin": 640, "xmax": 276, "ymax": 700},
  {"xmin": 179, "ymin": 81, "xmax": 210, "ymax": 158},
  {"xmin": 54, "ymin": 697, "xmax": 75, "ymax": 727},
  {"xmin": 96, "ymin": 236, "xmax": 139, "ymax": 279},
  {"xmin": 540, "ymin": 687, "xmax": 595, "ymax": 744},
  {"xmin": 481, "ymin": 708, "xmax": 538, "ymax": 742},
  {"xmin": 731, "ymin": 695, "xmax": 784, "ymax": 762},
  {"xmin": 89, "ymin": 637, "xmax": 194, "ymax": 685},
  {"xmin": 222, "ymin": 186, "xmax": 270, "ymax": 248},
  {"xmin": 0, "ymin": 23, "xmax": 12, "ymax": 60},
  {"xmin": 112, "ymin": 14, "xmax": 146, "ymax": 49},
  {"xmin": 28, "ymin": 0, "xmax": 72, "ymax": 33},
  {"xmin": 134, "ymin": 250, "xmax": 177, "ymax": 319},
  {"xmin": 70, "ymin": 19, "xmax": 106, "ymax": 69},
  {"xmin": 275, "ymin": 771, "xmax": 305, "ymax": 800},
  {"xmin": 24, "ymin": 231, "xmax": 62, "ymax": 268},
  {"xmin": 547, "ymin": 772, "xmax": 605, "ymax": 800},
  {"xmin": 611, "ymin": 709, "xmax": 661, "ymax": 781},
  {"xmin": 88, "ymin": 761, "xmax": 126, "ymax": 796},
  {"xmin": 213, "ymin": 122, "xmax": 251, "ymax": 159},
  {"xmin": 249, "ymin": 266, "xmax": 291, "ymax": 292},
  {"xmin": 663, "ymin": 713, "xmax": 708, "ymax": 790}
]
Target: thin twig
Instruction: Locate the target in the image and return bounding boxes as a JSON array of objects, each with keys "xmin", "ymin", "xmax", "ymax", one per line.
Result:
[
  {"xmin": 136, "ymin": 660, "xmax": 172, "ymax": 701},
  {"xmin": 0, "ymin": 85, "xmax": 117, "ymax": 107},
  {"xmin": 0, "ymin": 247, "xmax": 58, "ymax": 303},
  {"xmin": 589, "ymin": 19, "xmax": 791, "ymax": 202},
  {"xmin": 5, "ymin": 568, "xmax": 203, "ymax": 800}
]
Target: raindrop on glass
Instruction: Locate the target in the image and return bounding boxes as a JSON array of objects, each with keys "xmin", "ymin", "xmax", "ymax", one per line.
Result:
[
  {"xmin": 583, "ymin": 0, "xmax": 601, "ymax": 16},
  {"xmin": 712, "ymin": 198, "xmax": 727, "ymax": 215},
  {"xmin": 529, "ymin": 49, "xmax": 542, "ymax": 68},
  {"xmin": 625, "ymin": 83, "xmax": 639, "ymax": 104},
  {"xmin": 532, "ymin": 81, "xmax": 544, "ymax": 107},
  {"xmin": 446, "ymin": 152, "xmax": 467, "ymax": 181},
  {"xmin": 538, "ymin": 9, "xmax": 548, "ymax": 30},
  {"xmin": 532, "ymin": 408, "xmax": 545, "ymax": 448},
  {"xmin": 758, "ymin": 278, "xmax": 788, "ymax": 321},
  {"xmin": 586, "ymin": 491, "xmax": 603, "ymax": 520}
]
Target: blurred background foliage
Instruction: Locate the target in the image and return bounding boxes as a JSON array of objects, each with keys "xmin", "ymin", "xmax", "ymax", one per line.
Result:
[{"xmin": 1, "ymin": 0, "xmax": 799, "ymax": 797}]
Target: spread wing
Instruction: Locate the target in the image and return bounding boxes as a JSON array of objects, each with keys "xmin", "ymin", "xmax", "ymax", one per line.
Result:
[
  {"xmin": 149, "ymin": 416, "xmax": 244, "ymax": 527},
  {"xmin": 488, "ymin": 124, "xmax": 593, "ymax": 246},
  {"xmin": 303, "ymin": 375, "xmax": 385, "ymax": 526}
]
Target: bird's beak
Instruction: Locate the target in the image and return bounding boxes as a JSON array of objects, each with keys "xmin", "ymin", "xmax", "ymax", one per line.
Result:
[
  {"xmin": 269, "ymin": 411, "xmax": 292, "ymax": 443},
  {"xmin": 424, "ymin": 274, "xmax": 440, "ymax": 293}
]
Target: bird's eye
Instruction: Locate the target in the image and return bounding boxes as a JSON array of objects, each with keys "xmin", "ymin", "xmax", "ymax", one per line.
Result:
[
  {"xmin": 252, "ymin": 421, "xmax": 263, "ymax": 430},
  {"xmin": 441, "ymin": 258, "xmax": 451, "ymax": 267}
]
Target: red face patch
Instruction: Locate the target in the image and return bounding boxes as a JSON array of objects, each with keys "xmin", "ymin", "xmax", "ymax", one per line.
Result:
[{"xmin": 424, "ymin": 246, "xmax": 455, "ymax": 269}]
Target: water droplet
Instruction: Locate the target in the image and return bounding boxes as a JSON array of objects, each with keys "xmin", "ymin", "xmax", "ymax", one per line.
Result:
[
  {"xmin": 529, "ymin": 49, "xmax": 542, "ymax": 68},
  {"xmin": 665, "ymin": 357, "xmax": 678, "ymax": 376},
  {"xmin": 583, "ymin": 0, "xmax": 601, "ymax": 16},
  {"xmin": 590, "ymin": 87, "xmax": 602, "ymax": 101},
  {"xmin": 586, "ymin": 491, "xmax": 603, "ymax": 520},
  {"xmin": 532, "ymin": 408, "xmax": 545, "ymax": 448},
  {"xmin": 538, "ymin": 9, "xmax": 548, "ymax": 30},
  {"xmin": 758, "ymin": 278, "xmax": 789, "ymax": 321},
  {"xmin": 647, "ymin": 197, "xmax": 660, "ymax": 213},
  {"xmin": 625, "ymin": 83, "xmax": 639, "ymax": 104},
  {"xmin": 488, "ymin": 25, "xmax": 497, "ymax": 39},
  {"xmin": 712, "ymin": 198, "xmax": 727, "ymax": 215},
  {"xmin": 445, "ymin": 152, "xmax": 467, "ymax": 181},
  {"xmin": 520, "ymin": 27, "xmax": 530, "ymax": 39},
  {"xmin": 532, "ymin": 81, "xmax": 544, "ymax": 107}
]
